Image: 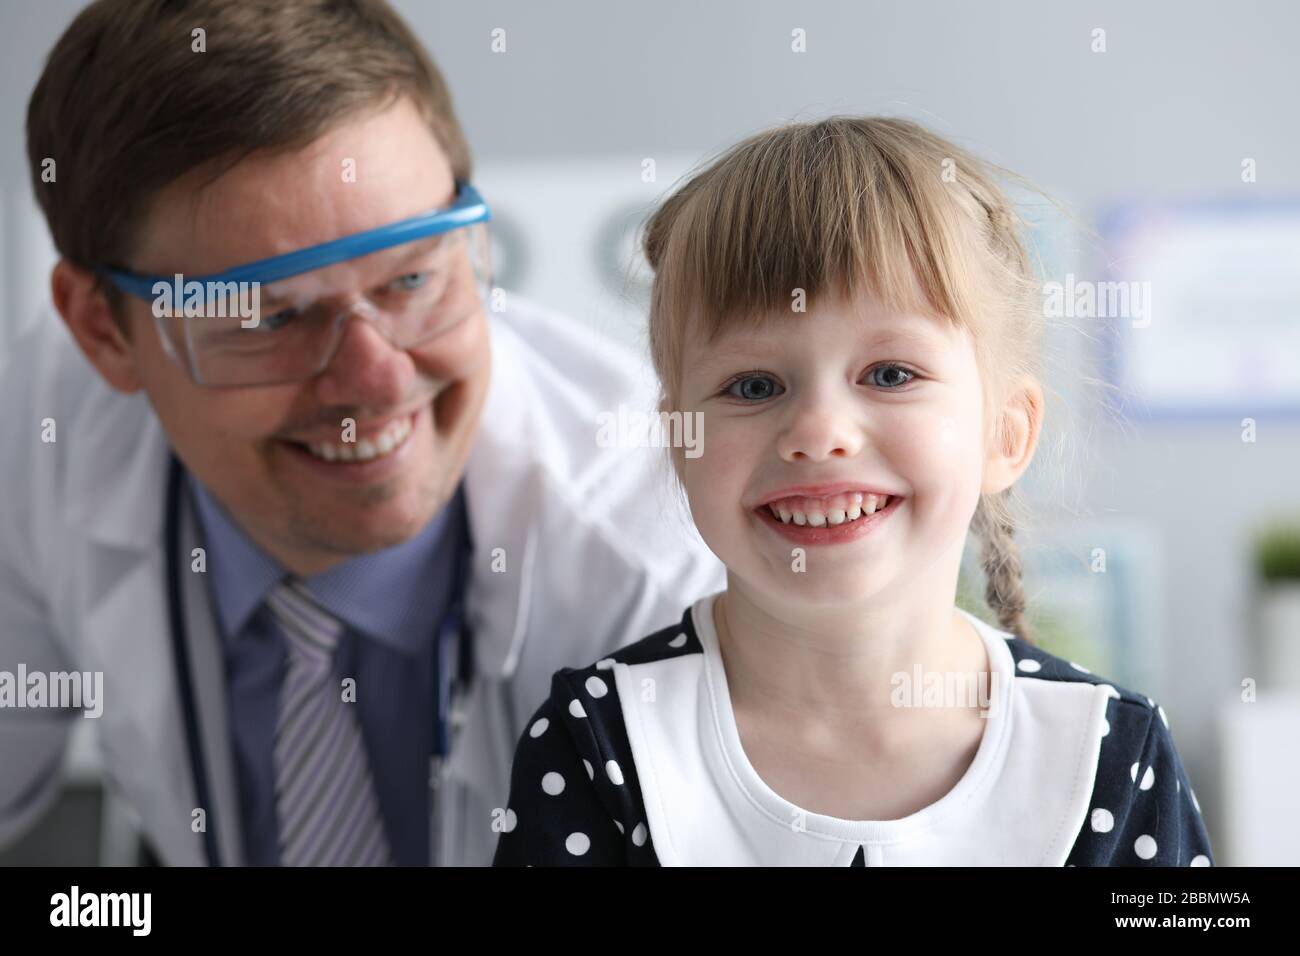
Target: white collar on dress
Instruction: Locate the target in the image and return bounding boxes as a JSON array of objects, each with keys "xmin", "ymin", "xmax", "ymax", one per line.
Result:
[{"xmin": 612, "ymin": 591, "xmax": 1108, "ymax": 865}]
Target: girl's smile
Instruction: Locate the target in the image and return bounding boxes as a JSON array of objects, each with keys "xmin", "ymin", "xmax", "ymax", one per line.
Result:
[{"xmin": 752, "ymin": 487, "xmax": 905, "ymax": 546}]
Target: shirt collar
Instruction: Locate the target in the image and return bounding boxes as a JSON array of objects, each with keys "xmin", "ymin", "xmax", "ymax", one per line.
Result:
[{"xmin": 186, "ymin": 469, "xmax": 465, "ymax": 656}]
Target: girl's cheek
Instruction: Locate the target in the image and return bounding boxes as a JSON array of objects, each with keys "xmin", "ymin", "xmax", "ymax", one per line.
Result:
[
  {"xmin": 679, "ymin": 444, "xmax": 733, "ymax": 508},
  {"xmin": 696, "ymin": 416, "xmax": 760, "ymax": 479},
  {"xmin": 677, "ymin": 417, "xmax": 752, "ymax": 526},
  {"xmin": 891, "ymin": 401, "xmax": 980, "ymax": 467},
  {"xmin": 895, "ymin": 408, "xmax": 986, "ymax": 533}
]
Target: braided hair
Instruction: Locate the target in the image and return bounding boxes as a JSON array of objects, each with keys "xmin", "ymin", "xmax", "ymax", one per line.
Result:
[{"xmin": 971, "ymin": 490, "xmax": 1033, "ymax": 645}]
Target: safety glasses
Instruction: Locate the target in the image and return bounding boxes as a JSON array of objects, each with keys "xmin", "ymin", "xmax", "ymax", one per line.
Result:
[{"xmin": 100, "ymin": 182, "xmax": 492, "ymax": 387}]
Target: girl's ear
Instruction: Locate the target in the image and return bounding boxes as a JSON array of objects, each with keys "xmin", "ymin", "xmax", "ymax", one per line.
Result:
[{"xmin": 982, "ymin": 375, "xmax": 1044, "ymax": 495}]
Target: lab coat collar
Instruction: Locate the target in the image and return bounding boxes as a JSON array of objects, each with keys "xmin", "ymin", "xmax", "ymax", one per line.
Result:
[
  {"xmin": 66, "ymin": 388, "xmax": 170, "ymax": 552},
  {"xmin": 461, "ymin": 315, "xmax": 540, "ymax": 683}
]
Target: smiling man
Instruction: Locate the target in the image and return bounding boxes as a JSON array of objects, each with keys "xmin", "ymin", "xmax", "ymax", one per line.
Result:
[
  {"xmin": 0, "ymin": 0, "xmax": 723, "ymax": 866},
  {"xmin": 103, "ymin": 97, "xmax": 492, "ymax": 577}
]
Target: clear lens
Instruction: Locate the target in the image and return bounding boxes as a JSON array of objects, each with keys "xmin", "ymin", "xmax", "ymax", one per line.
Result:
[{"xmin": 159, "ymin": 222, "xmax": 492, "ymax": 386}]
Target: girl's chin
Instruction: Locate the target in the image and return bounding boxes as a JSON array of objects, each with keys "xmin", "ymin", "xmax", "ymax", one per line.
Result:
[{"xmin": 732, "ymin": 565, "xmax": 897, "ymax": 610}]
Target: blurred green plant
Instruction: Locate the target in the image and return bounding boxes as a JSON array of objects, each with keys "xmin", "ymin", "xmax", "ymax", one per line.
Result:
[
  {"xmin": 957, "ymin": 566, "xmax": 1104, "ymax": 672},
  {"xmin": 1255, "ymin": 522, "xmax": 1300, "ymax": 583}
]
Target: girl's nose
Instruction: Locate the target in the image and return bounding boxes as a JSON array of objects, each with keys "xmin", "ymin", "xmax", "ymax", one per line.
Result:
[{"xmin": 775, "ymin": 395, "xmax": 865, "ymax": 463}]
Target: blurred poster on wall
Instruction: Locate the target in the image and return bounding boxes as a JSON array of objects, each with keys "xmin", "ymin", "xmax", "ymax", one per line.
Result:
[{"xmin": 1098, "ymin": 200, "xmax": 1300, "ymax": 419}]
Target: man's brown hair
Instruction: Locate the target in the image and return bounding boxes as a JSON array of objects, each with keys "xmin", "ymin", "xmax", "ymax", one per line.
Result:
[{"xmin": 26, "ymin": 0, "xmax": 472, "ymax": 322}]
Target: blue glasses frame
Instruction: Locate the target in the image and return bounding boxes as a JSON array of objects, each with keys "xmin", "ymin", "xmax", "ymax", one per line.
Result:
[{"xmin": 101, "ymin": 181, "xmax": 491, "ymax": 301}]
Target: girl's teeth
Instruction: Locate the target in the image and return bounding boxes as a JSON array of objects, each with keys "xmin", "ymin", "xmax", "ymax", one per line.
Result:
[{"xmin": 766, "ymin": 493, "xmax": 892, "ymax": 526}]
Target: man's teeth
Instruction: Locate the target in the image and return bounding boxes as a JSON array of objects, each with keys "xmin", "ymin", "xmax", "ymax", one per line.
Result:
[
  {"xmin": 305, "ymin": 414, "xmax": 413, "ymax": 462},
  {"xmin": 768, "ymin": 492, "xmax": 891, "ymax": 526}
]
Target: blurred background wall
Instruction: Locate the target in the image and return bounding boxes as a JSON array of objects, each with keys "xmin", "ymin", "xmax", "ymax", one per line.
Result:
[{"xmin": 2, "ymin": 0, "xmax": 1298, "ymax": 865}]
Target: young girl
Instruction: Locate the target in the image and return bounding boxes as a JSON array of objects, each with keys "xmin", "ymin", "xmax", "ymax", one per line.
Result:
[{"xmin": 492, "ymin": 117, "xmax": 1214, "ymax": 866}]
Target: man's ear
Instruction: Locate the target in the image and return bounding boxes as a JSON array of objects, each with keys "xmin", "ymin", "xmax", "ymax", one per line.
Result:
[
  {"xmin": 982, "ymin": 375, "xmax": 1044, "ymax": 495},
  {"xmin": 50, "ymin": 259, "xmax": 144, "ymax": 394}
]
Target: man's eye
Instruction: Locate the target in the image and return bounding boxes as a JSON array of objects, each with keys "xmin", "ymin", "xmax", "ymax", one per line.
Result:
[
  {"xmin": 386, "ymin": 271, "xmax": 430, "ymax": 293},
  {"xmin": 723, "ymin": 374, "xmax": 783, "ymax": 402},
  {"xmin": 258, "ymin": 307, "xmax": 301, "ymax": 331},
  {"xmin": 866, "ymin": 364, "xmax": 915, "ymax": 389}
]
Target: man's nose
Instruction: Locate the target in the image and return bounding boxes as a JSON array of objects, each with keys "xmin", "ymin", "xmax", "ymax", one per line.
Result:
[
  {"xmin": 775, "ymin": 391, "xmax": 865, "ymax": 463},
  {"xmin": 310, "ymin": 308, "xmax": 412, "ymax": 407}
]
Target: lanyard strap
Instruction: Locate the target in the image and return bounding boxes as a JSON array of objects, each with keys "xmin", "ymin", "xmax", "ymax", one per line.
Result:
[
  {"xmin": 435, "ymin": 485, "xmax": 475, "ymax": 758},
  {"xmin": 164, "ymin": 453, "xmax": 225, "ymax": 867}
]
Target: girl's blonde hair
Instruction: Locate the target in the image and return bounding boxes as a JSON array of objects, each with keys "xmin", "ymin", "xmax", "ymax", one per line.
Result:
[{"xmin": 642, "ymin": 116, "xmax": 1046, "ymax": 643}]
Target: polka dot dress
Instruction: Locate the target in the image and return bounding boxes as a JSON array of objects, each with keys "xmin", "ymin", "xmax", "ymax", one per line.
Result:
[
  {"xmin": 493, "ymin": 604, "xmax": 1215, "ymax": 867},
  {"xmin": 492, "ymin": 667, "xmax": 662, "ymax": 865},
  {"xmin": 1061, "ymin": 685, "xmax": 1214, "ymax": 867}
]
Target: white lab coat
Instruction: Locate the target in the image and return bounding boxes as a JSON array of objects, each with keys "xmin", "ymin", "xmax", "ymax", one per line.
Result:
[{"xmin": 0, "ymin": 293, "xmax": 725, "ymax": 866}]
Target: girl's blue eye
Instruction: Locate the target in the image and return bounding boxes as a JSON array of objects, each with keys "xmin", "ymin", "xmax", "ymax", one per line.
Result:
[
  {"xmin": 867, "ymin": 364, "xmax": 915, "ymax": 389},
  {"xmin": 725, "ymin": 374, "xmax": 783, "ymax": 402}
]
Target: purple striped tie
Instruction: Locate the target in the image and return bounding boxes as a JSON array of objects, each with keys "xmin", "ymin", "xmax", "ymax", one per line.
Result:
[{"xmin": 266, "ymin": 578, "xmax": 392, "ymax": 866}]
